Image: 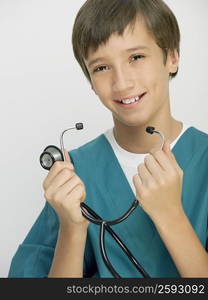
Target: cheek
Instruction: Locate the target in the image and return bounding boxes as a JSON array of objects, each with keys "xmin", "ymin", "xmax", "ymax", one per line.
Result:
[
  {"xmin": 91, "ymin": 78, "xmax": 100, "ymax": 95},
  {"xmin": 91, "ymin": 76, "xmax": 111, "ymax": 99},
  {"xmin": 141, "ymin": 62, "xmax": 169, "ymax": 96},
  {"xmin": 133, "ymin": 60, "xmax": 159, "ymax": 87}
]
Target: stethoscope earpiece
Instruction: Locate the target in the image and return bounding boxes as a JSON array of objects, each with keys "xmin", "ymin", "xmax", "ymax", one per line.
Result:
[
  {"xmin": 146, "ymin": 126, "xmax": 165, "ymax": 150},
  {"xmin": 146, "ymin": 126, "xmax": 155, "ymax": 134},
  {"xmin": 75, "ymin": 123, "xmax": 84, "ymax": 130}
]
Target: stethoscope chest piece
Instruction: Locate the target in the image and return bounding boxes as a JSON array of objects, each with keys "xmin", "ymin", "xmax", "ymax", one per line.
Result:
[
  {"xmin": 39, "ymin": 123, "xmax": 83, "ymax": 171},
  {"xmin": 40, "ymin": 145, "xmax": 64, "ymax": 170}
]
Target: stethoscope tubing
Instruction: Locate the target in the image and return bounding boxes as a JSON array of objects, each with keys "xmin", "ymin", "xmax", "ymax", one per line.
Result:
[{"xmin": 80, "ymin": 201, "xmax": 150, "ymax": 277}]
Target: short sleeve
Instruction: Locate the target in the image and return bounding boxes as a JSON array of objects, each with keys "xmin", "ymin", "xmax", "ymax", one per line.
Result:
[
  {"xmin": 8, "ymin": 202, "xmax": 98, "ymax": 278},
  {"xmin": 8, "ymin": 202, "xmax": 59, "ymax": 277}
]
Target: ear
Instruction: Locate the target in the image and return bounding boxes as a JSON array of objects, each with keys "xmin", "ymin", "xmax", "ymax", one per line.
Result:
[{"xmin": 167, "ymin": 49, "xmax": 179, "ymax": 74}]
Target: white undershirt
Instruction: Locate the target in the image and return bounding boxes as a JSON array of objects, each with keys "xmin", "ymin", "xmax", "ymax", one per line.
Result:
[{"xmin": 104, "ymin": 123, "xmax": 189, "ymax": 195}]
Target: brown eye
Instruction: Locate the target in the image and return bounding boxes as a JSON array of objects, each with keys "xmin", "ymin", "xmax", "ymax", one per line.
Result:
[
  {"xmin": 94, "ymin": 65, "xmax": 108, "ymax": 73},
  {"xmin": 130, "ymin": 55, "xmax": 145, "ymax": 62}
]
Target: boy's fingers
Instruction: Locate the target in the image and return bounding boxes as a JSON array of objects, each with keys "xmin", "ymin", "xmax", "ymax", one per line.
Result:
[
  {"xmin": 162, "ymin": 140, "xmax": 182, "ymax": 173},
  {"xmin": 162, "ymin": 140, "xmax": 176, "ymax": 162},
  {"xmin": 64, "ymin": 150, "xmax": 74, "ymax": 169},
  {"xmin": 150, "ymin": 140, "xmax": 181, "ymax": 173},
  {"xmin": 162, "ymin": 140, "xmax": 170, "ymax": 153},
  {"xmin": 43, "ymin": 150, "xmax": 74, "ymax": 190},
  {"xmin": 64, "ymin": 149, "xmax": 70, "ymax": 163}
]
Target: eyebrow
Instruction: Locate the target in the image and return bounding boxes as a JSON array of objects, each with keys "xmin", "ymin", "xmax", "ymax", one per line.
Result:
[
  {"xmin": 126, "ymin": 45, "xmax": 149, "ymax": 52},
  {"xmin": 88, "ymin": 57, "xmax": 106, "ymax": 68},
  {"xmin": 87, "ymin": 46, "xmax": 149, "ymax": 68}
]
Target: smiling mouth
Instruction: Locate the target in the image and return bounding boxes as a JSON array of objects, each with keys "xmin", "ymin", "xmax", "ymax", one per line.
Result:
[{"xmin": 113, "ymin": 92, "xmax": 147, "ymax": 105}]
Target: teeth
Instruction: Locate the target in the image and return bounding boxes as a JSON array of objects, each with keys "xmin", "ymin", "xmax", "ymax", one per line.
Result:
[{"xmin": 121, "ymin": 96, "xmax": 140, "ymax": 104}]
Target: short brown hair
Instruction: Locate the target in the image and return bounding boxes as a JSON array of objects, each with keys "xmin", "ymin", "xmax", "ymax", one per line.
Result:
[{"xmin": 72, "ymin": 0, "xmax": 180, "ymax": 82}]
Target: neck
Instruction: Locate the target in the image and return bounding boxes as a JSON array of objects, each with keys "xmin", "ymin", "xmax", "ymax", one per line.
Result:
[{"xmin": 113, "ymin": 112, "xmax": 183, "ymax": 154}]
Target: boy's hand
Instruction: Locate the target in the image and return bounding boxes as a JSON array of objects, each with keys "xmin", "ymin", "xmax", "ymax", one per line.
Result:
[
  {"xmin": 43, "ymin": 150, "xmax": 89, "ymax": 228},
  {"xmin": 133, "ymin": 141, "xmax": 184, "ymax": 224}
]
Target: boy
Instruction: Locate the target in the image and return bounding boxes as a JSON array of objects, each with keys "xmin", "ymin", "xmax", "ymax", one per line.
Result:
[{"xmin": 8, "ymin": 0, "xmax": 208, "ymax": 277}]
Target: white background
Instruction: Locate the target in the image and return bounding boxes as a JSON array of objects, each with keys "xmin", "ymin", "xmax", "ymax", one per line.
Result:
[{"xmin": 0, "ymin": 0, "xmax": 207, "ymax": 277}]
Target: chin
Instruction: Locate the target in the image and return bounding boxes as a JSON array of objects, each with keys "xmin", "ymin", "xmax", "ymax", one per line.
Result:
[{"xmin": 114, "ymin": 114, "xmax": 151, "ymax": 128}]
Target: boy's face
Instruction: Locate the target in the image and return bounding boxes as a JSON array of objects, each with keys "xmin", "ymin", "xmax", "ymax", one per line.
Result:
[{"xmin": 85, "ymin": 19, "xmax": 179, "ymax": 128}]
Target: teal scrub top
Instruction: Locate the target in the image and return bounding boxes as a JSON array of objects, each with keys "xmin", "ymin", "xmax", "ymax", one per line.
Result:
[{"xmin": 8, "ymin": 127, "xmax": 208, "ymax": 277}]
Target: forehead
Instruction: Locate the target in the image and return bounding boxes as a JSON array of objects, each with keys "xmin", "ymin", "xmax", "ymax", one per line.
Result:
[{"xmin": 86, "ymin": 19, "xmax": 157, "ymax": 62}]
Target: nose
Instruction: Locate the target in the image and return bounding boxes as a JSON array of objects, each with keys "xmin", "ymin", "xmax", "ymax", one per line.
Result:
[{"xmin": 112, "ymin": 65, "xmax": 134, "ymax": 94}]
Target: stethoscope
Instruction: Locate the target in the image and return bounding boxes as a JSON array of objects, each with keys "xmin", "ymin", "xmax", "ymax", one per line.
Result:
[{"xmin": 40, "ymin": 123, "xmax": 165, "ymax": 278}]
